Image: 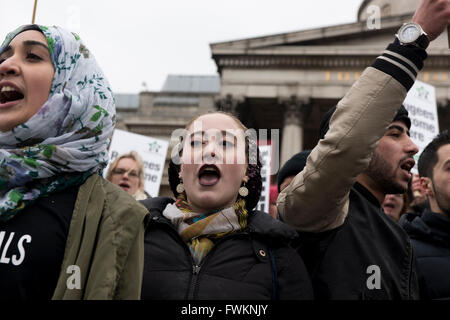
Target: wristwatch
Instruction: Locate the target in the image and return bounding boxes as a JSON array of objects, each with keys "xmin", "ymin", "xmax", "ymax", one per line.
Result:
[{"xmin": 396, "ymin": 22, "xmax": 430, "ymax": 49}]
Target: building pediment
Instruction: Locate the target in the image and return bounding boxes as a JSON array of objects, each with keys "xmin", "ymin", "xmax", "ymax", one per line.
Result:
[
  {"xmin": 211, "ymin": 14, "xmax": 412, "ymax": 53},
  {"xmin": 211, "ymin": 13, "xmax": 450, "ymax": 72}
]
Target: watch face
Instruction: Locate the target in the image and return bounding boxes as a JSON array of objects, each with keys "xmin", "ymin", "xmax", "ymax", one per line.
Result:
[{"xmin": 401, "ymin": 25, "xmax": 420, "ymax": 42}]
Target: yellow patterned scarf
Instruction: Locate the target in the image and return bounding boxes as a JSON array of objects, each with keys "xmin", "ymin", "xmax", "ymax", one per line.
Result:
[{"xmin": 162, "ymin": 194, "xmax": 248, "ymax": 265}]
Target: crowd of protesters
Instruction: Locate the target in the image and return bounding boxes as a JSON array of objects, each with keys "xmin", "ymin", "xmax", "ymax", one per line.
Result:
[{"xmin": 0, "ymin": 0, "xmax": 450, "ymax": 300}]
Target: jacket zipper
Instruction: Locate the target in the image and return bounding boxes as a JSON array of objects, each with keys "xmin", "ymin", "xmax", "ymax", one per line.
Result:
[
  {"xmin": 407, "ymin": 239, "xmax": 413, "ymax": 299},
  {"xmin": 149, "ymin": 216, "xmax": 251, "ymax": 299},
  {"xmin": 187, "ymin": 233, "xmax": 250, "ymax": 299},
  {"xmin": 188, "ymin": 264, "xmax": 201, "ymax": 300}
]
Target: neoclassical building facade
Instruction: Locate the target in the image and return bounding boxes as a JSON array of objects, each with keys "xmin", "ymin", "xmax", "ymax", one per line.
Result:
[
  {"xmin": 117, "ymin": 0, "xmax": 450, "ymax": 197},
  {"xmin": 210, "ymin": 0, "xmax": 450, "ymax": 165}
]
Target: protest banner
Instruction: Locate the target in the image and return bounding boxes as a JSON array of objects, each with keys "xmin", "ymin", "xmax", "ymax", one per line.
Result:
[
  {"xmin": 105, "ymin": 129, "xmax": 169, "ymax": 197},
  {"xmin": 403, "ymin": 80, "xmax": 439, "ymax": 173}
]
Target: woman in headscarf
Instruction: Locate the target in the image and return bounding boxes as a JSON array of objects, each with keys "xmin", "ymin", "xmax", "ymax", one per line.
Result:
[
  {"xmin": 0, "ymin": 25, "xmax": 148, "ymax": 300},
  {"xmin": 140, "ymin": 111, "xmax": 313, "ymax": 299}
]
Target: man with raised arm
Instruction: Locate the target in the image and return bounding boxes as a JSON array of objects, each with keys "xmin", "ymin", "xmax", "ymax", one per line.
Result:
[{"xmin": 277, "ymin": 0, "xmax": 450, "ymax": 299}]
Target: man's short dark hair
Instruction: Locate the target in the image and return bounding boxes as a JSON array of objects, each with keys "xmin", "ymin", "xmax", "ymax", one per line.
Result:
[{"xmin": 418, "ymin": 130, "xmax": 450, "ymax": 179}]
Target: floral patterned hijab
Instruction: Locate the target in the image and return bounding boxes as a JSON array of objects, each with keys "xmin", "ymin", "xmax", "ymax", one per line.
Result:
[{"xmin": 0, "ymin": 25, "xmax": 115, "ymax": 221}]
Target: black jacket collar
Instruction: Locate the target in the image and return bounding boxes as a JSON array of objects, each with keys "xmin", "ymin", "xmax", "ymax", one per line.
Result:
[
  {"xmin": 402, "ymin": 209, "xmax": 450, "ymax": 247},
  {"xmin": 354, "ymin": 182, "xmax": 381, "ymax": 209}
]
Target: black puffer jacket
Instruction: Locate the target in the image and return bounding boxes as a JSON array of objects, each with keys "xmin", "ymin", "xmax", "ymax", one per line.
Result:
[
  {"xmin": 140, "ymin": 197, "xmax": 313, "ymax": 300},
  {"xmin": 401, "ymin": 209, "xmax": 450, "ymax": 300}
]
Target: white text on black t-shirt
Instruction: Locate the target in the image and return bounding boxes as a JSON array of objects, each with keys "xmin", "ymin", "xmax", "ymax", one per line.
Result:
[{"xmin": 0, "ymin": 231, "xmax": 32, "ymax": 266}]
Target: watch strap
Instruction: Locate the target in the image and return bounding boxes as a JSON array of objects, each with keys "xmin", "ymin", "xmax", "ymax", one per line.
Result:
[{"xmin": 416, "ymin": 33, "xmax": 430, "ymax": 49}]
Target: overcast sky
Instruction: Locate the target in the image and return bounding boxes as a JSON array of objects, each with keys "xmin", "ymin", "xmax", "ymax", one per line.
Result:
[{"xmin": 1, "ymin": 0, "xmax": 363, "ymax": 93}]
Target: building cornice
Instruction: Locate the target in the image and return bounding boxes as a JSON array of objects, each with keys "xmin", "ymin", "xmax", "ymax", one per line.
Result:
[
  {"xmin": 212, "ymin": 45, "xmax": 450, "ymax": 56},
  {"xmin": 123, "ymin": 117, "xmax": 188, "ymax": 126},
  {"xmin": 214, "ymin": 54, "xmax": 450, "ymax": 70},
  {"xmin": 210, "ymin": 14, "xmax": 412, "ymax": 51},
  {"xmin": 124, "ymin": 124, "xmax": 183, "ymax": 137}
]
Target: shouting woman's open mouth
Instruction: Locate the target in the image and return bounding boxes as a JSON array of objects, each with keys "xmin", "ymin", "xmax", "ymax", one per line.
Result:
[
  {"xmin": 0, "ymin": 83, "xmax": 24, "ymax": 108},
  {"xmin": 198, "ymin": 164, "xmax": 221, "ymax": 187}
]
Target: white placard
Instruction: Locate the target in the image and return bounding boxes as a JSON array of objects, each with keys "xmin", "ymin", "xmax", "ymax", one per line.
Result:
[
  {"xmin": 403, "ymin": 80, "xmax": 439, "ymax": 173},
  {"xmin": 256, "ymin": 145, "xmax": 271, "ymax": 213},
  {"xmin": 105, "ymin": 129, "xmax": 169, "ymax": 197}
]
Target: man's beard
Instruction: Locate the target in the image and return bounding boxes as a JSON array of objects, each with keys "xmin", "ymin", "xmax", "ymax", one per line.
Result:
[
  {"xmin": 432, "ymin": 181, "xmax": 450, "ymax": 217},
  {"xmin": 364, "ymin": 151, "xmax": 407, "ymax": 195}
]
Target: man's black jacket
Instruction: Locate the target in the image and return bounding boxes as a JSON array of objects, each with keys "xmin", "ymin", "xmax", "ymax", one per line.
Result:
[
  {"xmin": 293, "ymin": 183, "xmax": 421, "ymax": 300},
  {"xmin": 401, "ymin": 209, "xmax": 450, "ymax": 300}
]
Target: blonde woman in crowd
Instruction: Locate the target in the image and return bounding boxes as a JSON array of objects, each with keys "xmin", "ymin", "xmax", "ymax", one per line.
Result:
[{"xmin": 106, "ymin": 151, "xmax": 149, "ymax": 200}]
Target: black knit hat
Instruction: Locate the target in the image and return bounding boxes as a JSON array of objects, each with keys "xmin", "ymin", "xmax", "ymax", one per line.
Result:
[
  {"xmin": 319, "ymin": 104, "xmax": 411, "ymax": 140},
  {"xmin": 277, "ymin": 149, "xmax": 312, "ymax": 192},
  {"xmin": 392, "ymin": 105, "xmax": 411, "ymax": 130}
]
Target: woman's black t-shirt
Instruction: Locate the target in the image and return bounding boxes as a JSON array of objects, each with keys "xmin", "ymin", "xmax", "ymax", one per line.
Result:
[{"xmin": 0, "ymin": 185, "xmax": 78, "ymax": 300}]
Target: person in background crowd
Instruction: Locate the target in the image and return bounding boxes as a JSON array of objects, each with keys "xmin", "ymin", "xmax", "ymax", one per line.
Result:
[
  {"xmin": 0, "ymin": 25, "xmax": 148, "ymax": 300},
  {"xmin": 407, "ymin": 173, "xmax": 430, "ymax": 214},
  {"xmin": 275, "ymin": 150, "xmax": 312, "ymax": 220},
  {"xmin": 140, "ymin": 111, "xmax": 313, "ymax": 300},
  {"xmin": 269, "ymin": 184, "xmax": 279, "ymax": 219},
  {"xmin": 106, "ymin": 151, "xmax": 149, "ymax": 200},
  {"xmin": 382, "ymin": 193, "xmax": 408, "ymax": 222},
  {"xmin": 401, "ymin": 130, "xmax": 450, "ymax": 300},
  {"xmin": 277, "ymin": 150, "xmax": 312, "ymax": 193},
  {"xmin": 277, "ymin": 0, "xmax": 450, "ymax": 299}
]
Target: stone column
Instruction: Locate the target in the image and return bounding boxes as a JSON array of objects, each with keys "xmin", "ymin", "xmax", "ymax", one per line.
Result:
[{"xmin": 280, "ymin": 96, "xmax": 311, "ymax": 167}]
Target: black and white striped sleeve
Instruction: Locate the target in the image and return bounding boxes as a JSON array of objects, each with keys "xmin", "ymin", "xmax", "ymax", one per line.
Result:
[{"xmin": 372, "ymin": 38, "xmax": 428, "ymax": 91}]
